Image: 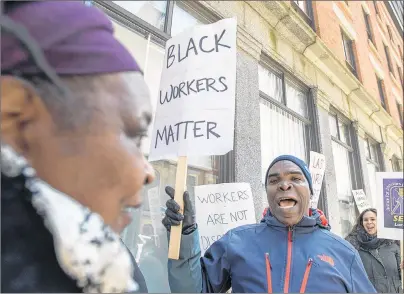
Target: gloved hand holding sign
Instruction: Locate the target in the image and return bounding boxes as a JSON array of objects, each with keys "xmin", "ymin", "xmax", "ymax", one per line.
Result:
[{"xmin": 162, "ymin": 186, "xmax": 197, "ymax": 235}]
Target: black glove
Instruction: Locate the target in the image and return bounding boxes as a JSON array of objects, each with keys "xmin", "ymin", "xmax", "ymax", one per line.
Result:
[{"xmin": 162, "ymin": 186, "xmax": 196, "ymax": 235}]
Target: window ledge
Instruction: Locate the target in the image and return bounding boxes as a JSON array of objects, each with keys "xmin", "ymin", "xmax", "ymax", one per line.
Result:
[
  {"xmin": 337, "ymin": 1, "xmax": 354, "ymax": 22},
  {"xmin": 376, "ymin": 14, "xmax": 386, "ymax": 34},
  {"xmin": 368, "ymin": 39, "xmax": 382, "ymax": 63},
  {"xmin": 390, "ymin": 72, "xmax": 401, "ymax": 89}
]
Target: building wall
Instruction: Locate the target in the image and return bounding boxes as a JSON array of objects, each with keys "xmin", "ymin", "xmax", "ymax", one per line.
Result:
[
  {"xmin": 198, "ymin": 0, "xmax": 403, "ymax": 231},
  {"xmin": 314, "ymin": 1, "xmax": 403, "ymax": 128}
]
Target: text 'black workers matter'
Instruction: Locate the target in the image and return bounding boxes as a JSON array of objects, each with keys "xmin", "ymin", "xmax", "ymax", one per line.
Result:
[{"xmin": 148, "ymin": 18, "xmax": 237, "ymax": 160}]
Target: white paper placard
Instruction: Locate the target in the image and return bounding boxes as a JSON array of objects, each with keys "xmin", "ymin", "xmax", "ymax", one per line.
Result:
[
  {"xmin": 352, "ymin": 189, "xmax": 371, "ymax": 213},
  {"xmin": 309, "ymin": 151, "xmax": 326, "ymax": 209},
  {"xmin": 149, "ymin": 18, "xmax": 237, "ymax": 161},
  {"xmin": 376, "ymin": 172, "xmax": 403, "ymax": 241},
  {"xmin": 194, "ymin": 183, "xmax": 256, "ymax": 255}
]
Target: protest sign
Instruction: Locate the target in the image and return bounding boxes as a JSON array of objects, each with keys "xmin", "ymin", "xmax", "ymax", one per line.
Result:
[
  {"xmin": 352, "ymin": 189, "xmax": 371, "ymax": 213},
  {"xmin": 195, "ymin": 183, "xmax": 256, "ymax": 255},
  {"xmin": 308, "ymin": 151, "xmax": 326, "ymax": 208},
  {"xmin": 151, "ymin": 18, "xmax": 237, "ymax": 259},
  {"xmin": 149, "ymin": 17, "xmax": 237, "ymax": 161},
  {"xmin": 376, "ymin": 172, "xmax": 403, "ymax": 240}
]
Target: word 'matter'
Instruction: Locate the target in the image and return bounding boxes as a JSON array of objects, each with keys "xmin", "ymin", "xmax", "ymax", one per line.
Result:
[
  {"xmin": 154, "ymin": 120, "xmax": 220, "ymax": 148},
  {"xmin": 166, "ymin": 29, "xmax": 231, "ymax": 69}
]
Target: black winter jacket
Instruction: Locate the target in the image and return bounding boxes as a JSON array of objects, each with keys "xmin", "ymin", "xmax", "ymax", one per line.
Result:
[
  {"xmin": 346, "ymin": 227, "xmax": 402, "ymax": 293},
  {"xmin": 1, "ymin": 173, "xmax": 148, "ymax": 293}
]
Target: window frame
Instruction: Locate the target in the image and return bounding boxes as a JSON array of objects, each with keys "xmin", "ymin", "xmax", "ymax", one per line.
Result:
[
  {"xmin": 364, "ymin": 136, "xmax": 383, "ymax": 170},
  {"xmin": 363, "ymin": 9, "xmax": 375, "ymax": 45},
  {"xmin": 259, "ymin": 56, "xmax": 325, "ymax": 213},
  {"xmin": 341, "ymin": 29, "xmax": 358, "ymax": 77},
  {"xmin": 373, "ymin": 0, "xmax": 379, "ymax": 15},
  {"xmin": 329, "ymin": 108, "xmax": 365, "ymax": 199},
  {"xmin": 259, "ymin": 55, "xmax": 320, "ymax": 164},
  {"xmin": 383, "ymin": 44, "xmax": 395, "ymax": 77},
  {"xmin": 387, "ymin": 25, "xmax": 395, "ymax": 44},
  {"xmin": 291, "ymin": 0, "xmax": 316, "ymax": 31},
  {"xmin": 397, "ymin": 101, "xmax": 404, "ymax": 128},
  {"xmin": 391, "ymin": 155, "xmax": 402, "ymax": 172},
  {"xmin": 397, "ymin": 64, "xmax": 403, "ymax": 86},
  {"xmin": 376, "ymin": 76, "xmax": 387, "ymax": 110}
]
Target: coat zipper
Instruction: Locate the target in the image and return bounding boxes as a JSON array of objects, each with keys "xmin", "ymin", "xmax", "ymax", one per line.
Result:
[
  {"xmin": 265, "ymin": 253, "xmax": 273, "ymax": 293},
  {"xmin": 299, "ymin": 258, "xmax": 313, "ymax": 293},
  {"xmin": 283, "ymin": 227, "xmax": 293, "ymax": 293}
]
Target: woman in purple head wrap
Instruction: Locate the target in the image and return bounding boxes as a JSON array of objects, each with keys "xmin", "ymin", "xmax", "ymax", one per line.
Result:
[{"xmin": 1, "ymin": 1, "xmax": 154, "ymax": 292}]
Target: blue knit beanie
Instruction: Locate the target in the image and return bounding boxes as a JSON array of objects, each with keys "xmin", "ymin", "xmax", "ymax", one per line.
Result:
[{"xmin": 264, "ymin": 155, "xmax": 313, "ymax": 194}]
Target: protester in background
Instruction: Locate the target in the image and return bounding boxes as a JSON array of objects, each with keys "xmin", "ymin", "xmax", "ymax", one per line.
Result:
[
  {"xmin": 162, "ymin": 155, "xmax": 376, "ymax": 293},
  {"xmin": 1, "ymin": 1, "xmax": 154, "ymax": 292},
  {"xmin": 346, "ymin": 208, "xmax": 402, "ymax": 293}
]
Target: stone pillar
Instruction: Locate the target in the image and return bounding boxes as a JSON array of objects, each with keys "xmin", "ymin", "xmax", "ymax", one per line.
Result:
[
  {"xmin": 234, "ymin": 27, "xmax": 264, "ymax": 221},
  {"xmin": 315, "ymin": 92, "xmax": 342, "ymax": 236},
  {"xmin": 353, "ymin": 125, "xmax": 374, "ymax": 205}
]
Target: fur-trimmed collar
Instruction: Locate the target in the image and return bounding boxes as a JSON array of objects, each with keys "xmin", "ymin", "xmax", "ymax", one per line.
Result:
[{"xmin": 1, "ymin": 144, "xmax": 138, "ymax": 293}]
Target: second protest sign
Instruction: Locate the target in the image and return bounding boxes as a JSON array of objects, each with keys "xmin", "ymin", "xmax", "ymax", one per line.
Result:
[{"xmin": 195, "ymin": 183, "xmax": 256, "ymax": 255}]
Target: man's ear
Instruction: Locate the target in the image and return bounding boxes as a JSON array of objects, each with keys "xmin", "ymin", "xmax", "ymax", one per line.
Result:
[{"xmin": 1, "ymin": 76, "xmax": 40, "ymax": 155}]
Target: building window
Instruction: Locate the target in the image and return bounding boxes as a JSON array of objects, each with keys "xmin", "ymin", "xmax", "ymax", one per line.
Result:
[
  {"xmin": 341, "ymin": 30, "xmax": 358, "ymax": 77},
  {"xmin": 291, "ymin": 0, "xmax": 315, "ymax": 29},
  {"xmin": 363, "ymin": 137, "xmax": 383, "ymax": 206},
  {"xmin": 373, "ymin": 0, "xmax": 379, "ymax": 15},
  {"xmin": 92, "ymin": 2, "xmax": 230, "ymax": 292},
  {"xmin": 363, "ymin": 9, "xmax": 375, "ymax": 45},
  {"xmin": 112, "ymin": 1, "xmax": 168, "ymax": 31},
  {"xmin": 387, "ymin": 25, "xmax": 394, "ymax": 44},
  {"xmin": 397, "ymin": 65, "xmax": 403, "ymax": 86},
  {"xmin": 329, "ymin": 112, "xmax": 358, "ymax": 237},
  {"xmin": 376, "ymin": 77, "xmax": 387, "ymax": 110},
  {"xmin": 259, "ymin": 60, "xmax": 318, "ymax": 207},
  {"xmin": 392, "ymin": 155, "xmax": 402, "ymax": 171},
  {"xmin": 397, "ymin": 101, "xmax": 403, "ymax": 127},
  {"xmin": 384, "ymin": 45, "xmax": 395, "ymax": 77}
]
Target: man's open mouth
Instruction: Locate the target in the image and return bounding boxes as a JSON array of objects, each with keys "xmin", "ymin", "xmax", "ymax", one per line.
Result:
[{"xmin": 278, "ymin": 197, "xmax": 297, "ymax": 208}]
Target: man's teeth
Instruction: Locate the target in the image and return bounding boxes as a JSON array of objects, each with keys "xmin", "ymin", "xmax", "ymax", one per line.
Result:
[{"xmin": 279, "ymin": 199, "xmax": 297, "ymax": 207}]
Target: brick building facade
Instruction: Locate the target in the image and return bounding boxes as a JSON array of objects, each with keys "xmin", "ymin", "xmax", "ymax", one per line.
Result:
[{"xmin": 314, "ymin": 1, "xmax": 403, "ymax": 127}]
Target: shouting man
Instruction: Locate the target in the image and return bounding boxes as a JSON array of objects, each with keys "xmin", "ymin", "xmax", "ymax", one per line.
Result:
[{"xmin": 162, "ymin": 155, "xmax": 376, "ymax": 293}]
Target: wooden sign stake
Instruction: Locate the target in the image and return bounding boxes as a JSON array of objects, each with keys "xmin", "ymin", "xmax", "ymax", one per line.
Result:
[{"xmin": 168, "ymin": 156, "xmax": 188, "ymax": 260}]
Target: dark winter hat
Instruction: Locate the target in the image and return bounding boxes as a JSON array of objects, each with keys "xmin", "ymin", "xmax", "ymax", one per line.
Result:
[
  {"xmin": 1, "ymin": 1, "xmax": 141, "ymax": 75},
  {"xmin": 264, "ymin": 155, "xmax": 313, "ymax": 194}
]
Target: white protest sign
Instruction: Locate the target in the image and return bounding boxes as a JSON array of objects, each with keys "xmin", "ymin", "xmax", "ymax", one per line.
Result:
[
  {"xmin": 352, "ymin": 189, "xmax": 371, "ymax": 213},
  {"xmin": 148, "ymin": 18, "xmax": 237, "ymax": 161},
  {"xmin": 309, "ymin": 151, "xmax": 326, "ymax": 208},
  {"xmin": 376, "ymin": 172, "xmax": 403, "ymax": 241},
  {"xmin": 195, "ymin": 183, "xmax": 256, "ymax": 255}
]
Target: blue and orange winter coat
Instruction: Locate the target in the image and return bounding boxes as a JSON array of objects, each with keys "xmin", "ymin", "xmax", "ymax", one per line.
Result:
[{"xmin": 168, "ymin": 208, "xmax": 376, "ymax": 293}]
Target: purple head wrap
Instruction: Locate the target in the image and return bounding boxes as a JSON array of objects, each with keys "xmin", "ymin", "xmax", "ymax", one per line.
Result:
[{"xmin": 1, "ymin": 1, "xmax": 141, "ymax": 75}]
